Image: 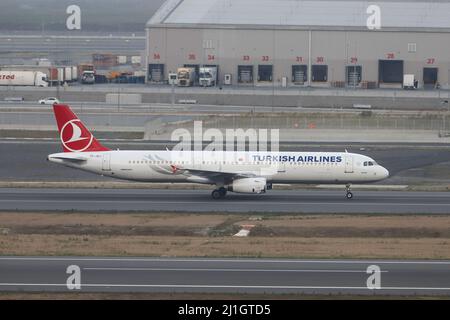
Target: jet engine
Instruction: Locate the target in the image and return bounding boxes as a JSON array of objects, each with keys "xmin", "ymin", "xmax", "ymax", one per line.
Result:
[{"xmin": 228, "ymin": 177, "xmax": 267, "ymax": 194}]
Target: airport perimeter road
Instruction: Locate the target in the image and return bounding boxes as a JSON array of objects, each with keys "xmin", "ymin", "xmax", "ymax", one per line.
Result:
[
  {"xmin": 0, "ymin": 35, "xmax": 145, "ymax": 53},
  {"xmin": 0, "ymin": 188, "xmax": 449, "ymax": 214},
  {"xmin": 0, "ymin": 257, "xmax": 449, "ymax": 296}
]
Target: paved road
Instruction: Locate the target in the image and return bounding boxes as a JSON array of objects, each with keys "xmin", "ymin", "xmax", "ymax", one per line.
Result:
[
  {"xmin": 0, "ymin": 188, "xmax": 449, "ymax": 214},
  {"xmin": 0, "ymin": 256, "xmax": 449, "ymax": 295},
  {"xmin": 0, "ymin": 35, "xmax": 145, "ymax": 53}
]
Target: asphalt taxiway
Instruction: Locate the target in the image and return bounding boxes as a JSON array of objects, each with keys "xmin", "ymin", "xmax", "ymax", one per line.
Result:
[
  {"xmin": 0, "ymin": 256, "xmax": 449, "ymax": 295},
  {"xmin": 0, "ymin": 188, "xmax": 449, "ymax": 214}
]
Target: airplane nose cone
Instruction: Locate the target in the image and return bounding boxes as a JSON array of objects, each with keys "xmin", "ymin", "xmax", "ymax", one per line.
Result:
[{"xmin": 383, "ymin": 167, "xmax": 389, "ymax": 179}]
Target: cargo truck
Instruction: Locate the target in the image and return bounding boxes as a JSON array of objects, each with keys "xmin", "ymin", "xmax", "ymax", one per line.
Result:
[
  {"xmin": 47, "ymin": 67, "xmax": 59, "ymax": 85},
  {"xmin": 403, "ymin": 74, "xmax": 418, "ymax": 90},
  {"xmin": 199, "ymin": 67, "xmax": 217, "ymax": 86},
  {"xmin": 81, "ymin": 71, "xmax": 95, "ymax": 84},
  {"xmin": 177, "ymin": 67, "xmax": 196, "ymax": 87},
  {"xmin": 0, "ymin": 71, "xmax": 48, "ymax": 87},
  {"xmin": 72, "ymin": 66, "xmax": 78, "ymax": 82},
  {"xmin": 64, "ymin": 67, "xmax": 73, "ymax": 83}
]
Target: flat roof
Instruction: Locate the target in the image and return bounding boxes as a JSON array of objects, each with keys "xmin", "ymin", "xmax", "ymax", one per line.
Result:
[{"xmin": 147, "ymin": 0, "xmax": 450, "ymax": 31}]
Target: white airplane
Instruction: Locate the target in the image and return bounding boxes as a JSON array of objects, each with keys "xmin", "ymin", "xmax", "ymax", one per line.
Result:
[{"xmin": 48, "ymin": 104, "xmax": 389, "ymax": 199}]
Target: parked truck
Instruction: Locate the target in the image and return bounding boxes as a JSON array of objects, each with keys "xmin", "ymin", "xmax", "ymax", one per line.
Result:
[
  {"xmin": 78, "ymin": 63, "xmax": 95, "ymax": 85},
  {"xmin": 199, "ymin": 66, "xmax": 218, "ymax": 86},
  {"xmin": 72, "ymin": 66, "xmax": 78, "ymax": 82},
  {"xmin": 403, "ymin": 74, "xmax": 418, "ymax": 90},
  {"xmin": 0, "ymin": 71, "xmax": 48, "ymax": 87},
  {"xmin": 81, "ymin": 71, "xmax": 95, "ymax": 84},
  {"xmin": 64, "ymin": 67, "xmax": 73, "ymax": 83},
  {"xmin": 177, "ymin": 67, "xmax": 196, "ymax": 87},
  {"xmin": 47, "ymin": 67, "xmax": 59, "ymax": 85}
]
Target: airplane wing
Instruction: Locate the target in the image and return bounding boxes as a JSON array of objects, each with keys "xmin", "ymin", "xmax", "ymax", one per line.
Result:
[{"xmin": 178, "ymin": 168, "xmax": 257, "ymax": 184}]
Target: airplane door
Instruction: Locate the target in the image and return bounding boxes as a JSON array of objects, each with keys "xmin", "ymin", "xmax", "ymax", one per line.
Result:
[
  {"xmin": 102, "ymin": 154, "xmax": 111, "ymax": 171},
  {"xmin": 345, "ymin": 155, "xmax": 354, "ymax": 173}
]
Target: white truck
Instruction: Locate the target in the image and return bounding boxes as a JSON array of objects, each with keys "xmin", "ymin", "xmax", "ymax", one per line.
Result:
[
  {"xmin": 81, "ymin": 71, "xmax": 95, "ymax": 85},
  {"xmin": 177, "ymin": 67, "xmax": 196, "ymax": 87},
  {"xmin": 199, "ymin": 66, "xmax": 217, "ymax": 86},
  {"xmin": 63, "ymin": 67, "xmax": 73, "ymax": 83},
  {"xmin": 403, "ymin": 74, "xmax": 418, "ymax": 89},
  {"xmin": 72, "ymin": 66, "xmax": 78, "ymax": 82},
  {"xmin": 0, "ymin": 71, "xmax": 48, "ymax": 87}
]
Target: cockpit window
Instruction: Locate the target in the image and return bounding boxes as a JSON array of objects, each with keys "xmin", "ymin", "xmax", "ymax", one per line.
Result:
[{"xmin": 363, "ymin": 161, "xmax": 376, "ymax": 167}]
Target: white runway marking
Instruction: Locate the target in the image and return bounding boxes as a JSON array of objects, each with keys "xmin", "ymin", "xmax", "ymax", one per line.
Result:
[{"xmin": 83, "ymin": 267, "xmax": 389, "ymax": 273}]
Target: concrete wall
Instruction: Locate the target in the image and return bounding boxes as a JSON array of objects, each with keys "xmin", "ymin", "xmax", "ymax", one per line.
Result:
[
  {"xmin": 146, "ymin": 27, "xmax": 450, "ymax": 88},
  {"xmin": 105, "ymin": 93, "xmax": 142, "ymax": 105}
]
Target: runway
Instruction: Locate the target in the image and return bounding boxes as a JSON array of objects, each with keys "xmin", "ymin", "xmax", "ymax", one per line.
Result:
[
  {"xmin": 0, "ymin": 188, "xmax": 449, "ymax": 214},
  {"xmin": 1, "ymin": 140, "xmax": 450, "ymax": 183},
  {"xmin": 0, "ymin": 256, "xmax": 449, "ymax": 295}
]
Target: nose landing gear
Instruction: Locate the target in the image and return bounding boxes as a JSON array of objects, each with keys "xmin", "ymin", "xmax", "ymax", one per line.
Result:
[{"xmin": 345, "ymin": 184, "xmax": 353, "ymax": 199}]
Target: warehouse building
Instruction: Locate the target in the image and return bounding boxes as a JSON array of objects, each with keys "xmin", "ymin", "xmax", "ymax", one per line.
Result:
[{"xmin": 145, "ymin": 0, "xmax": 450, "ymax": 89}]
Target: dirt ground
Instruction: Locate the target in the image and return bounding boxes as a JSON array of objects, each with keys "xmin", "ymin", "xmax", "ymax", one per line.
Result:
[{"xmin": 1, "ymin": 212, "xmax": 450, "ymax": 259}]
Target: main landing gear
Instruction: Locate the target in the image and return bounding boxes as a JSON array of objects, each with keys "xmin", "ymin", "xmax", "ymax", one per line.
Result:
[
  {"xmin": 345, "ymin": 184, "xmax": 353, "ymax": 200},
  {"xmin": 211, "ymin": 187, "xmax": 227, "ymax": 199}
]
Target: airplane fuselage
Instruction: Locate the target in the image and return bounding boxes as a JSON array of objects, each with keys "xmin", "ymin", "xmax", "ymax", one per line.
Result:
[
  {"xmin": 48, "ymin": 104, "xmax": 390, "ymax": 199},
  {"xmin": 48, "ymin": 150, "xmax": 389, "ymax": 185}
]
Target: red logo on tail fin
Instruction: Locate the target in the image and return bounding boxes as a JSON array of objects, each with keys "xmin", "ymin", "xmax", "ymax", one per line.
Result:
[{"xmin": 61, "ymin": 119, "xmax": 94, "ymax": 152}]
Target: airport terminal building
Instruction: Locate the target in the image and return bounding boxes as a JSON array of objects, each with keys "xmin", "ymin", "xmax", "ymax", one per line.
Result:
[{"xmin": 145, "ymin": 0, "xmax": 450, "ymax": 89}]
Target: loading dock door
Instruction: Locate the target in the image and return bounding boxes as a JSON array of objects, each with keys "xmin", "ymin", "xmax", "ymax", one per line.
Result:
[
  {"xmin": 238, "ymin": 65, "xmax": 253, "ymax": 83},
  {"xmin": 379, "ymin": 60, "xmax": 403, "ymax": 83},
  {"xmin": 102, "ymin": 154, "xmax": 111, "ymax": 171},
  {"xmin": 292, "ymin": 65, "xmax": 307, "ymax": 84},
  {"xmin": 258, "ymin": 65, "xmax": 273, "ymax": 82},
  {"xmin": 148, "ymin": 64, "xmax": 164, "ymax": 82},
  {"xmin": 204, "ymin": 64, "xmax": 219, "ymax": 84},
  {"xmin": 346, "ymin": 66, "xmax": 362, "ymax": 86},
  {"xmin": 423, "ymin": 67, "xmax": 438, "ymax": 87},
  {"xmin": 312, "ymin": 65, "xmax": 328, "ymax": 82},
  {"xmin": 183, "ymin": 64, "xmax": 200, "ymax": 84}
]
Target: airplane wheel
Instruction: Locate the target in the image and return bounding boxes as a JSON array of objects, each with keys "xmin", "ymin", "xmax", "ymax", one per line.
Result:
[
  {"xmin": 346, "ymin": 192, "xmax": 353, "ymax": 200},
  {"xmin": 211, "ymin": 189, "xmax": 223, "ymax": 200},
  {"xmin": 218, "ymin": 187, "xmax": 227, "ymax": 197}
]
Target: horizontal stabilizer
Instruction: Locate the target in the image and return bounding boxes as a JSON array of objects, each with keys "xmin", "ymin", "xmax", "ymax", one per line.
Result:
[{"xmin": 48, "ymin": 155, "xmax": 87, "ymax": 163}]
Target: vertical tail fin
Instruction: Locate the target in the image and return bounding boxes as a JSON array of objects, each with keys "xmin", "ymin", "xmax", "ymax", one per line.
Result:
[{"xmin": 53, "ymin": 104, "xmax": 110, "ymax": 152}]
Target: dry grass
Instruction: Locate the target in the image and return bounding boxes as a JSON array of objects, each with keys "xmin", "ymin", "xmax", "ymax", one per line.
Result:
[
  {"xmin": 1, "ymin": 234, "xmax": 449, "ymax": 259},
  {"xmin": 0, "ymin": 212, "xmax": 450, "ymax": 259}
]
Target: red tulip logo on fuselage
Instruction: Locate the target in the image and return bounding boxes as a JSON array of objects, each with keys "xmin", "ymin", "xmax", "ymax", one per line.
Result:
[{"xmin": 60, "ymin": 120, "xmax": 93, "ymax": 152}]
